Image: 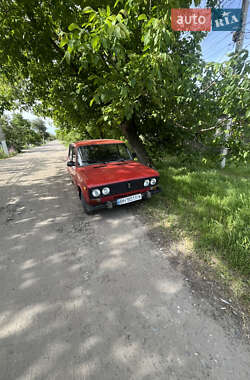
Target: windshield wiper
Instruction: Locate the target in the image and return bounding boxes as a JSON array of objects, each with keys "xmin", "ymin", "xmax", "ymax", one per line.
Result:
[
  {"xmin": 81, "ymin": 159, "xmax": 129, "ymax": 165},
  {"xmin": 81, "ymin": 160, "xmax": 106, "ymax": 164},
  {"xmin": 107, "ymin": 158, "xmax": 128, "ymax": 163}
]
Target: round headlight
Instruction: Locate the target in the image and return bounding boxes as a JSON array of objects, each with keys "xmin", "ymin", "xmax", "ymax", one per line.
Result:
[
  {"xmin": 144, "ymin": 179, "xmax": 150, "ymax": 187},
  {"xmin": 150, "ymin": 178, "xmax": 157, "ymax": 186},
  {"xmin": 102, "ymin": 187, "xmax": 110, "ymax": 196},
  {"xmin": 92, "ymin": 189, "xmax": 101, "ymax": 198}
]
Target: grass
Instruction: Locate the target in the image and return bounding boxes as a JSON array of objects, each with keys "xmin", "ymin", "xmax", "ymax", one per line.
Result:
[
  {"xmin": 0, "ymin": 151, "xmax": 17, "ymax": 159},
  {"xmin": 142, "ymin": 155, "xmax": 250, "ymax": 302}
]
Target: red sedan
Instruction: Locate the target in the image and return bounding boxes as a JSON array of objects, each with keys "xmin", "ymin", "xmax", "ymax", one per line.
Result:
[{"xmin": 67, "ymin": 139, "xmax": 160, "ymax": 214}]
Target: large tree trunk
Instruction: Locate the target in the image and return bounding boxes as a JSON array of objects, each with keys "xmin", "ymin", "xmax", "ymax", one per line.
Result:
[{"xmin": 120, "ymin": 119, "xmax": 152, "ymax": 166}]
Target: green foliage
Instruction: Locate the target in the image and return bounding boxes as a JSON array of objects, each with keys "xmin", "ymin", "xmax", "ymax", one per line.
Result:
[
  {"xmin": 56, "ymin": 128, "xmax": 84, "ymax": 146},
  {"xmin": 0, "ymin": 114, "xmax": 48, "ymax": 152},
  {"xmin": 0, "ymin": 150, "xmax": 15, "ymax": 159},
  {"xmin": 0, "ymin": 75, "xmax": 24, "ymax": 115},
  {"xmin": 0, "ymin": 0, "xmax": 249, "ymax": 162},
  {"xmin": 144, "ymin": 155, "xmax": 250, "ymax": 276},
  {"xmin": 31, "ymin": 118, "xmax": 50, "ymax": 141},
  {"xmin": 60, "ymin": 1, "xmax": 204, "ymax": 131}
]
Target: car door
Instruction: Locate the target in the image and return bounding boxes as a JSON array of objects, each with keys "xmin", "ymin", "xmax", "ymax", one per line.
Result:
[{"xmin": 68, "ymin": 145, "xmax": 77, "ymax": 184}]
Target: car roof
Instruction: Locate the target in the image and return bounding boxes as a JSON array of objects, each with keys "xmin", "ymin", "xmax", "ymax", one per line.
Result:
[{"xmin": 73, "ymin": 139, "xmax": 125, "ymax": 147}]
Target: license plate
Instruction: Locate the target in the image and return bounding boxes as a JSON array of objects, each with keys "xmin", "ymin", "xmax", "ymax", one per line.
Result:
[{"xmin": 117, "ymin": 193, "xmax": 142, "ymax": 206}]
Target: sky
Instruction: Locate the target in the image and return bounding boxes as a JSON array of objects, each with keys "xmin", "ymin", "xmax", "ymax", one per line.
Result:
[
  {"xmin": 6, "ymin": 0, "xmax": 249, "ymax": 135},
  {"xmin": 200, "ymin": 0, "xmax": 250, "ymax": 62}
]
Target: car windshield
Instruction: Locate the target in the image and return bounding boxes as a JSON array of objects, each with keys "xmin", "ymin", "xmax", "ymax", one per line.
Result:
[{"xmin": 77, "ymin": 143, "xmax": 132, "ymax": 166}]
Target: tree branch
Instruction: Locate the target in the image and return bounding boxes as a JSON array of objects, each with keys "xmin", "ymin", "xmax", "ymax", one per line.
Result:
[
  {"xmin": 199, "ymin": 116, "xmax": 231, "ymax": 133},
  {"xmin": 173, "ymin": 115, "xmax": 232, "ymax": 134}
]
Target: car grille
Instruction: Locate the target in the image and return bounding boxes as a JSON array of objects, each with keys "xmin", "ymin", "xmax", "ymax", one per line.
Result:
[
  {"xmin": 109, "ymin": 178, "xmax": 145, "ymax": 195},
  {"xmin": 89, "ymin": 177, "xmax": 159, "ymax": 199}
]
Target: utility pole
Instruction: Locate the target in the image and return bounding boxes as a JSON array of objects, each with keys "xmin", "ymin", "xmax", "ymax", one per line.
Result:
[
  {"xmin": 235, "ymin": 0, "xmax": 249, "ymax": 52},
  {"xmin": 221, "ymin": 0, "xmax": 249, "ymax": 168},
  {"xmin": 220, "ymin": 121, "xmax": 231, "ymax": 169},
  {"xmin": 0, "ymin": 125, "xmax": 9, "ymax": 156}
]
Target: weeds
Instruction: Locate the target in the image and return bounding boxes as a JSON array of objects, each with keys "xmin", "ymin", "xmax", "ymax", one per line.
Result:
[
  {"xmin": 0, "ymin": 151, "xmax": 16, "ymax": 159},
  {"xmin": 142, "ymin": 155, "xmax": 249, "ymax": 300}
]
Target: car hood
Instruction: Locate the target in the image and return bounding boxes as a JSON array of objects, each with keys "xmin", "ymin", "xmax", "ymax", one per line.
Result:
[{"xmin": 78, "ymin": 161, "xmax": 159, "ymax": 188}]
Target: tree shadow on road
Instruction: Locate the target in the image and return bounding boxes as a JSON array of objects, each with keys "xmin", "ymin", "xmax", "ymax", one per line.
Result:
[{"xmin": 0, "ymin": 157, "xmax": 248, "ymax": 380}]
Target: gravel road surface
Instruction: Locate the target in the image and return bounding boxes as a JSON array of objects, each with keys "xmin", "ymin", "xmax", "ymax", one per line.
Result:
[{"xmin": 0, "ymin": 141, "xmax": 249, "ymax": 380}]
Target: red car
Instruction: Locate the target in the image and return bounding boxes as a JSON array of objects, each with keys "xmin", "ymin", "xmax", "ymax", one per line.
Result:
[{"xmin": 67, "ymin": 139, "xmax": 160, "ymax": 214}]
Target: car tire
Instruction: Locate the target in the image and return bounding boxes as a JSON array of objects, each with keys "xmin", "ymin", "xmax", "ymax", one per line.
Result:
[{"xmin": 80, "ymin": 192, "xmax": 94, "ymax": 215}]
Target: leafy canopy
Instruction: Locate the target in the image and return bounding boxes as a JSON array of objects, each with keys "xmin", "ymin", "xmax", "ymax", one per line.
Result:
[{"xmin": 0, "ymin": 0, "xmax": 249, "ymax": 161}]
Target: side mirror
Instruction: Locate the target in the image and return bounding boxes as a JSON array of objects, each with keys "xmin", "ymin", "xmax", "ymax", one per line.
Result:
[
  {"xmin": 67, "ymin": 161, "xmax": 75, "ymax": 167},
  {"xmin": 132, "ymin": 152, "xmax": 137, "ymax": 159}
]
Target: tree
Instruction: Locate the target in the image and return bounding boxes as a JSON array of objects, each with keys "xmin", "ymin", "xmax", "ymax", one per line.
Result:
[
  {"xmin": 0, "ymin": 0, "xmax": 249, "ymax": 163},
  {"xmin": 0, "ymin": 114, "xmax": 46, "ymax": 151},
  {"xmin": 60, "ymin": 0, "xmax": 249, "ymax": 162},
  {"xmin": 193, "ymin": 51, "xmax": 250, "ymax": 162},
  {"xmin": 56, "ymin": 0, "xmax": 209, "ymax": 164},
  {"xmin": 31, "ymin": 119, "xmax": 49, "ymax": 143}
]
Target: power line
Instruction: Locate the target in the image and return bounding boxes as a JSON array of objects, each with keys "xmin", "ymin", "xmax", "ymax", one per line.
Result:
[
  {"xmin": 202, "ymin": 32, "xmax": 232, "ymax": 55},
  {"xmin": 221, "ymin": 0, "xmax": 237, "ymax": 7},
  {"xmin": 204, "ymin": 41, "xmax": 234, "ymax": 61},
  {"xmin": 204, "ymin": 42, "xmax": 233, "ymax": 57},
  {"xmin": 202, "ymin": 31, "xmax": 233, "ymax": 51},
  {"xmin": 217, "ymin": 46, "xmax": 234, "ymax": 62}
]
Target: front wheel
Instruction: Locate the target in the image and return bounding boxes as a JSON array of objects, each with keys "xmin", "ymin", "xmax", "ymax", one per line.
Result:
[{"xmin": 80, "ymin": 192, "xmax": 94, "ymax": 215}]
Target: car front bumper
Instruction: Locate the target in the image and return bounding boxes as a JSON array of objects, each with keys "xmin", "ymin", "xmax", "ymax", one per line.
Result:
[{"xmin": 88, "ymin": 188, "xmax": 161, "ymax": 211}]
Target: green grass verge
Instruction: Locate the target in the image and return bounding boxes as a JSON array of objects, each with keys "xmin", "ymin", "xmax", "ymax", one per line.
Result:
[
  {"xmin": 142, "ymin": 155, "xmax": 249, "ymax": 301},
  {"xmin": 0, "ymin": 151, "xmax": 17, "ymax": 159}
]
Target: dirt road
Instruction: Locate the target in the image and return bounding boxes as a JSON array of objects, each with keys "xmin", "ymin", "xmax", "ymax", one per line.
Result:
[{"xmin": 0, "ymin": 141, "xmax": 249, "ymax": 380}]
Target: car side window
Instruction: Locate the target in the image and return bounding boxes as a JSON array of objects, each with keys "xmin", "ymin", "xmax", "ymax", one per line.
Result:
[
  {"xmin": 68, "ymin": 146, "xmax": 76, "ymax": 164},
  {"xmin": 77, "ymin": 148, "xmax": 83, "ymax": 166},
  {"xmin": 72, "ymin": 149, "xmax": 75, "ymax": 163}
]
